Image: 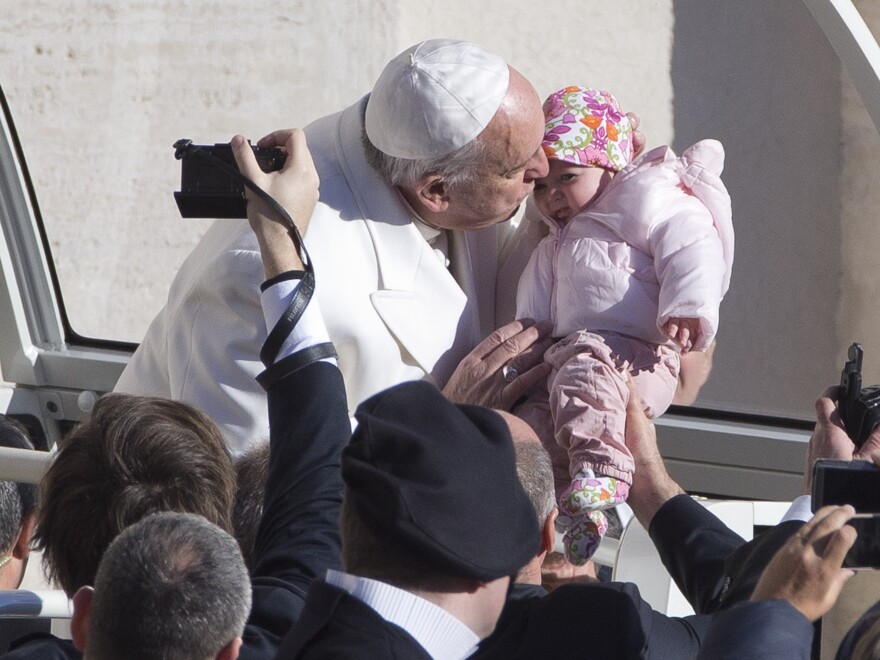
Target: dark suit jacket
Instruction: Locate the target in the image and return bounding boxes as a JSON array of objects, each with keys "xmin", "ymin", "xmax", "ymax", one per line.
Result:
[
  {"xmin": 697, "ymin": 600, "xmax": 814, "ymax": 659},
  {"xmin": 278, "ymin": 494, "xmax": 775, "ymax": 660},
  {"xmin": 475, "ymin": 495, "xmax": 814, "ymax": 660},
  {"xmin": 650, "ymin": 496, "xmax": 814, "ymax": 659},
  {"xmin": 4, "ymin": 361, "xmax": 349, "ymax": 660},
  {"xmin": 238, "ymin": 361, "xmax": 348, "ymax": 658},
  {"xmin": 476, "ymin": 580, "xmax": 708, "ymax": 659},
  {"xmin": 474, "ymin": 495, "xmax": 740, "ymax": 660},
  {"xmin": 648, "ymin": 494, "xmax": 805, "ymax": 615},
  {"xmin": 276, "ymin": 580, "xmax": 433, "ymax": 659}
]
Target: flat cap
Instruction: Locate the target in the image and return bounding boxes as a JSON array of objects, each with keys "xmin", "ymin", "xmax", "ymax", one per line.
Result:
[{"xmin": 343, "ymin": 381, "xmax": 540, "ymax": 582}]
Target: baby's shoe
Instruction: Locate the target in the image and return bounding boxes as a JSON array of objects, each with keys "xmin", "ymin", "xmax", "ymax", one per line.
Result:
[
  {"xmin": 560, "ymin": 469, "xmax": 630, "ymax": 517},
  {"xmin": 560, "ymin": 510, "xmax": 609, "ymax": 565}
]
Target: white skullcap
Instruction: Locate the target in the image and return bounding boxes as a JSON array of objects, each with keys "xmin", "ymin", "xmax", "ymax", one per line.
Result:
[{"xmin": 365, "ymin": 39, "xmax": 510, "ymax": 160}]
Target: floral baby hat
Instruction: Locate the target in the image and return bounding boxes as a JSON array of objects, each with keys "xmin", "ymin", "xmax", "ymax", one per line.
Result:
[{"xmin": 542, "ymin": 86, "xmax": 633, "ymax": 172}]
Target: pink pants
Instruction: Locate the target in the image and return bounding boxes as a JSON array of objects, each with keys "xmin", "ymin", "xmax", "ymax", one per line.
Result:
[{"xmin": 515, "ymin": 331, "xmax": 680, "ymax": 494}]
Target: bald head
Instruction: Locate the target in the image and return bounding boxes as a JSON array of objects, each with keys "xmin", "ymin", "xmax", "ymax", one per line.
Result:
[{"xmin": 496, "ymin": 410, "xmax": 541, "ymax": 445}]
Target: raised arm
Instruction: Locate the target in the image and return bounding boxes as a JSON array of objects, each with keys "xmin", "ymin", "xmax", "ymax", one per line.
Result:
[
  {"xmin": 625, "ymin": 380, "xmax": 748, "ymax": 613},
  {"xmin": 231, "ymin": 130, "xmax": 349, "ymax": 657}
]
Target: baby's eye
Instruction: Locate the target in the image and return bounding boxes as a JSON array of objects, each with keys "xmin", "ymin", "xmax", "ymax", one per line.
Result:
[
  {"xmin": 561, "ymin": 173, "xmax": 578, "ymax": 182},
  {"xmin": 533, "ymin": 182, "xmax": 546, "ymax": 192}
]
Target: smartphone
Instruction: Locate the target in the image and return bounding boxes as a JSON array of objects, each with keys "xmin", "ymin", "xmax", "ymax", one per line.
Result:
[
  {"xmin": 811, "ymin": 459, "xmax": 880, "ymax": 513},
  {"xmin": 845, "ymin": 514, "xmax": 880, "ymax": 569}
]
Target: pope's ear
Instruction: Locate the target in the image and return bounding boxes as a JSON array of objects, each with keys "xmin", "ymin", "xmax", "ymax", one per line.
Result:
[{"xmin": 414, "ymin": 174, "xmax": 450, "ymax": 213}]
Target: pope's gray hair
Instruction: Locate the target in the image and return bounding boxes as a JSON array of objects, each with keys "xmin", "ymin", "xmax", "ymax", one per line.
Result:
[{"xmin": 362, "ymin": 127, "xmax": 486, "ymax": 189}]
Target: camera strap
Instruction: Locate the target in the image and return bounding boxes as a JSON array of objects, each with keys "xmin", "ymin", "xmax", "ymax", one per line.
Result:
[{"xmin": 174, "ymin": 141, "xmax": 338, "ymax": 389}]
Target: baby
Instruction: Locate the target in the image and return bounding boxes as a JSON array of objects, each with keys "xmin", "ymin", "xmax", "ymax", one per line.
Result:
[{"xmin": 515, "ymin": 86, "xmax": 734, "ymax": 564}]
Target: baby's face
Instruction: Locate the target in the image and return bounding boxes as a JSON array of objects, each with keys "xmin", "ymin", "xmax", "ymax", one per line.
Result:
[{"xmin": 533, "ymin": 159, "xmax": 614, "ymax": 223}]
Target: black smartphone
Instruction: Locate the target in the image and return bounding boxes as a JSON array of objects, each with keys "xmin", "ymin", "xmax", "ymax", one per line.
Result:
[
  {"xmin": 844, "ymin": 514, "xmax": 880, "ymax": 569},
  {"xmin": 812, "ymin": 458, "xmax": 880, "ymax": 513}
]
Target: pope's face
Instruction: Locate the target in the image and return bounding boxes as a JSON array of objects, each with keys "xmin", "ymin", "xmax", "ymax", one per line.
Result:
[{"xmin": 432, "ymin": 68, "xmax": 549, "ymax": 231}]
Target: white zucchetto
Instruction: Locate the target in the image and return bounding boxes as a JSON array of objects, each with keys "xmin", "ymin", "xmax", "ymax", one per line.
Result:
[{"xmin": 365, "ymin": 39, "xmax": 510, "ymax": 160}]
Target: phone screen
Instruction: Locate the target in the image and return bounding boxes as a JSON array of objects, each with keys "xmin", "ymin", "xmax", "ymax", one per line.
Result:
[
  {"xmin": 812, "ymin": 460, "xmax": 880, "ymax": 513},
  {"xmin": 845, "ymin": 515, "xmax": 880, "ymax": 569}
]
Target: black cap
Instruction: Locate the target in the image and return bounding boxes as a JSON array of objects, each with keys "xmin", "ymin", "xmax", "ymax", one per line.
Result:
[{"xmin": 342, "ymin": 381, "xmax": 540, "ymax": 582}]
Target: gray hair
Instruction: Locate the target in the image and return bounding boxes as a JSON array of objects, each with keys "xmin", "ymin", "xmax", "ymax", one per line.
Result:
[
  {"xmin": 0, "ymin": 417, "xmax": 36, "ymax": 555},
  {"xmin": 87, "ymin": 512, "xmax": 252, "ymax": 660},
  {"xmin": 514, "ymin": 442, "xmax": 556, "ymax": 526},
  {"xmin": 362, "ymin": 127, "xmax": 486, "ymax": 188}
]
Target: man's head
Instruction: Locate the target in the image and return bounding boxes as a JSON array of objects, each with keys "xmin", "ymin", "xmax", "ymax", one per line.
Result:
[
  {"xmin": 364, "ymin": 39, "xmax": 548, "ymax": 230},
  {"xmin": 340, "ymin": 381, "xmax": 540, "ymax": 637},
  {"xmin": 0, "ymin": 416, "xmax": 38, "ymax": 589},
  {"xmin": 496, "ymin": 411, "xmax": 559, "ymax": 584},
  {"xmin": 71, "ymin": 512, "xmax": 251, "ymax": 660},
  {"xmin": 34, "ymin": 393, "xmax": 236, "ymax": 597}
]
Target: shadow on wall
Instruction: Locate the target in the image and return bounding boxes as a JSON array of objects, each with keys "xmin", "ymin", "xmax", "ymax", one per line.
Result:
[{"xmin": 669, "ymin": 0, "xmax": 842, "ymax": 418}]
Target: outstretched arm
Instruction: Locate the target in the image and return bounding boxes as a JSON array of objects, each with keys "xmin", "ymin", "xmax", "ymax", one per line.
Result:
[
  {"xmin": 626, "ymin": 379, "xmax": 749, "ymax": 613},
  {"xmin": 697, "ymin": 505, "xmax": 856, "ymax": 660},
  {"xmin": 231, "ymin": 130, "xmax": 348, "ymax": 657}
]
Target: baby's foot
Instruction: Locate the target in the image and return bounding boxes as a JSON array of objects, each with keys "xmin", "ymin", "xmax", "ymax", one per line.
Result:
[
  {"xmin": 560, "ymin": 469, "xmax": 630, "ymax": 517},
  {"xmin": 562, "ymin": 510, "xmax": 608, "ymax": 565}
]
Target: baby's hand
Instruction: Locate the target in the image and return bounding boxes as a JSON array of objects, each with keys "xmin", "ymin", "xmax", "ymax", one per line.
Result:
[{"xmin": 664, "ymin": 317, "xmax": 701, "ymax": 354}]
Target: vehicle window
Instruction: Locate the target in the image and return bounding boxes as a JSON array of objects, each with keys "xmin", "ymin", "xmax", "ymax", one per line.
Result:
[{"xmin": 1, "ymin": 1, "xmax": 878, "ymax": 423}]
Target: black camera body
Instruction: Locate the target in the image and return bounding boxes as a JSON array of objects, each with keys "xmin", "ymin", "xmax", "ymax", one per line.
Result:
[
  {"xmin": 838, "ymin": 343, "xmax": 880, "ymax": 449},
  {"xmin": 173, "ymin": 139, "xmax": 286, "ymax": 219}
]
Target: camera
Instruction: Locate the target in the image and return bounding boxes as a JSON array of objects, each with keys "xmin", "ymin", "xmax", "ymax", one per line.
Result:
[
  {"xmin": 172, "ymin": 139, "xmax": 286, "ymax": 219},
  {"xmin": 812, "ymin": 459, "xmax": 880, "ymax": 569},
  {"xmin": 838, "ymin": 342, "xmax": 880, "ymax": 449}
]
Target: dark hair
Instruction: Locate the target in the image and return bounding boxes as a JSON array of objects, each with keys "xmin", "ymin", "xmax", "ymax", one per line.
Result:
[
  {"xmin": 88, "ymin": 512, "xmax": 251, "ymax": 660},
  {"xmin": 34, "ymin": 394, "xmax": 236, "ymax": 596},
  {"xmin": 0, "ymin": 416, "xmax": 37, "ymax": 554},
  {"xmin": 232, "ymin": 440, "xmax": 269, "ymax": 573}
]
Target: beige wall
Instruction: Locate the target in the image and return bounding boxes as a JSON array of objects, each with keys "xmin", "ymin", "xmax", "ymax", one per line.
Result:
[
  {"xmin": 840, "ymin": 0, "xmax": 880, "ymax": 385},
  {"xmin": 2, "ymin": 0, "xmax": 879, "ymax": 420}
]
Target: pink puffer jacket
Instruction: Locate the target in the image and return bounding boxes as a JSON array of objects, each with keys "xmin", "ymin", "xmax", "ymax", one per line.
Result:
[{"xmin": 515, "ymin": 139, "xmax": 734, "ymax": 351}]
